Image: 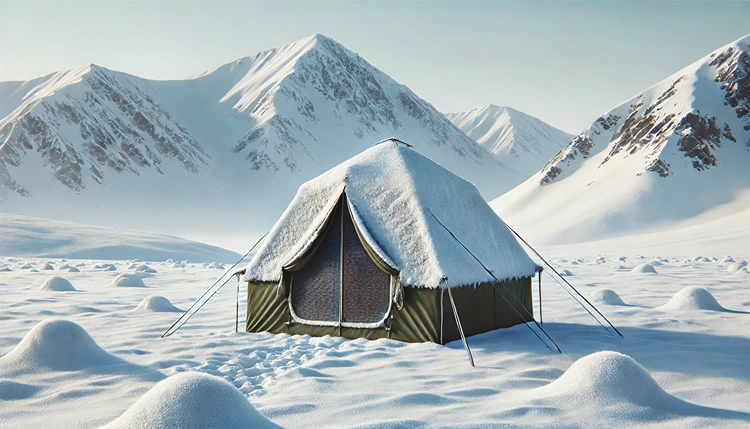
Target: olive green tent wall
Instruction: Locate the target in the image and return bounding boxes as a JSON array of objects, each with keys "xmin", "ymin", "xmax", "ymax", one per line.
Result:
[{"xmin": 246, "ymin": 276, "xmax": 533, "ymax": 344}]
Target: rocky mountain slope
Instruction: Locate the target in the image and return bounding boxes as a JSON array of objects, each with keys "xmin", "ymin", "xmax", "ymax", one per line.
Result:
[
  {"xmin": 0, "ymin": 34, "xmax": 520, "ymax": 248},
  {"xmin": 492, "ymin": 34, "xmax": 750, "ymax": 244},
  {"xmin": 446, "ymin": 104, "xmax": 572, "ymax": 174}
]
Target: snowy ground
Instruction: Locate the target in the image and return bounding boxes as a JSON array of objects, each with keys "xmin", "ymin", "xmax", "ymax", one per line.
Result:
[
  {"xmin": 0, "ymin": 248, "xmax": 749, "ymax": 428},
  {"xmin": 0, "ymin": 214, "xmax": 241, "ymax": 263}
]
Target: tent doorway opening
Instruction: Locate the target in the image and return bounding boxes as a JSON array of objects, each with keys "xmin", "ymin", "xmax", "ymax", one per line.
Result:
[{"xmin": 286, "ymin": 193, "xmax": 395, "ymax": 329}]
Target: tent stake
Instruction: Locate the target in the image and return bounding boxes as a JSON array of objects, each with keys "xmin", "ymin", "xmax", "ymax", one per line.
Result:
[
  {"xmin": 446, "ymin": 279, "xmax": 474, "ymax": 367},
  {"xmin": 235, "ymin": 274, "xmax": 240, "ymax": 333},
  {"xmin": 440, "ymin": 289, "xmax": 445, "ymax": 345},
  {"xmin": 538, "ymin": 267, "xmax": 543, "ymax": 325}
]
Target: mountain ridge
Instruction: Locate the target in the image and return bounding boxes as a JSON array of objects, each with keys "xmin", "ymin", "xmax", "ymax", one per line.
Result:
[
  {"xmin": 0, "ymin": 34, "xmax": 520, "ymax": 248},
  {"xmin": 492, "ymin": 33, "xmax": 750, "ymax": 245},
  {"xmin": 446, "ymin": 104, "xmax": 572, "ymax": 174}
]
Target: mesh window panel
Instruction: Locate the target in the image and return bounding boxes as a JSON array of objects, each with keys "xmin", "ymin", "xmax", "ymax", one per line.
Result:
[
  {"xmin": 290, "ymin": 203, "xmax": 342, "ymax": 322},
  {"xmin": 342, "ymin": 202, "xmax": 391, "ymax": 323}
]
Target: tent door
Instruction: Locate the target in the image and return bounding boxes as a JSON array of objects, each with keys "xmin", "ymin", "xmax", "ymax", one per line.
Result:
[{"xmin": 287, "ymin": 193, "xmax": 394, "ymax": 329}]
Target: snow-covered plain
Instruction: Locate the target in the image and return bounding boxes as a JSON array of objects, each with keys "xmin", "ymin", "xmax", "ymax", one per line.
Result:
[
  {"xmin": 1, "ymin": 241, "xmax": 749, "ymax": 428},
  {"xmin": 0, "ymin": 214, "xmax": 240, "ymax": 263}
]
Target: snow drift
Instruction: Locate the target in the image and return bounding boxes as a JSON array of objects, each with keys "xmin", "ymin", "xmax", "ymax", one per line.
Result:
[
  {"xmin": 535, "ymin": 351, "xmax": 676, "ymax": 406},
  {"xmin": 134, "ymin": 296, "xmax": 182, "ymax": 313},
  {"xmin": 111, "ymin": 274, "xmax": 146, "ymax": 288},
  {"xmin": 40, "ymin": 276, "xmax": 77, "ymax": 292},
  {"xmin": 101, "ymin": 372, "xmax": 280, "ymax": 429},
  {"xmin": 727, "ymin": 261, "xmax": 748, "ymax": 273},
  {"xmin": 0, "ymin": 214, "xmax": 240, "ymax": 263},
  {"xmin": 657, "ymin": 287, "xmax": 726, "ymax": 312},
  {"xmin": 0, "ymin": 379, "xmax": 40, "ymax": 401},
  {"xmin": 0, "ymin": 319, "xmax": 128, "ymax": 373},
  {"xmin": 589, "ymin": 289, "xmax": 626, "ymax": 306},
  {"xmin": 632, "ymin": 263, "xmax": 658, "ymax": 274},
  {"xmin": 530, "ymin": 351, "xmax": 740, "ymax": 421}
]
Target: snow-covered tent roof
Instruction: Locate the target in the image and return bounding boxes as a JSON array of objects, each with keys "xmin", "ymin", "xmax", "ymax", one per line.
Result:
[{"xmin": 242, "ymin": 141, "xmax": 538, "ymax": 288}]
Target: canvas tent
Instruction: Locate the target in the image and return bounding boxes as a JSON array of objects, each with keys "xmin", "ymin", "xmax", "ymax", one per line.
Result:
[{"xmin": 241, "ymin": 141, "xmax": 540, "ymax": 344}]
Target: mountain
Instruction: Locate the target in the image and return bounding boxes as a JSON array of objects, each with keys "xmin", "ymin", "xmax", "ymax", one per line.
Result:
[
  {"xmin": 0, "ymin": 214, "xmax": 240, "ymax": 262},
  {"xmin": 0, "ymin": 34, "xmax": 519, "ymax": 249},
  {"xmin": 492, "ymin": 34, "xmax": 750, "ymax": 245},
  {"xmin": 446, "ymin": 105, "xmax": 572, "ymax": 174}
]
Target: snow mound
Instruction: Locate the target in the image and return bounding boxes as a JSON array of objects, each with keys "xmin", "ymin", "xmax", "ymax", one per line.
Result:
[
  {"xmin": 41, "ymin": 263, "xmax": 54, "ymax": 270},
  {"xmin": 721, "ymin": 256, "xmax": 735, "ymax": 264},
  {"xmin": 693, "ymin": 256, "xmax": 711, "ymax": 263},
  {"xmin": 559, "ymin": 269, "xmax": 574, "ymax": 276},
  {"xmin": 727, "ymin": 261, "xmax": 748, "ymax": 273},
  {"xmin": 613, "ymin": 265, "xmax": 629, "ymax": 271},
  {"xmin": 657, "ymin": 287, "xmax": 725, "ymax": 312},
  {"xmin": 111, "ymin": 273, "xmax": 146, "ymax": 288},
  {"xmin": 731, "ymin": 267, "xmax": 750, "ymax": 276},
  {"xmin": 632, "ymin": 263, "xmax": 658, "ymax": 274},
  {"xmin": 134, "ymin": 296, "xmax": 182, "ymax": 313},
  {"xmin": 534, "ymin": 351, "xmax": 688, "ymax": 413},
  {"xmin": 28, "ymin": 268, "xmax": 39, "ymax": 273},
  {"xmin": 93, "ymin": 263, "xmax": 117, "ymax": 270},
  {"xmin": 40, "ymin": 276, "xmax": 77, "ymax": 291},
  {"xmin": 58, "ymin": 263, "xmax": 71, "ymax": 270},
  {"xmin": 133, "ymin": 264, "xmax": 157, "ymax": 273},
  {"xmin": 0, "ymin": 267, "xmax": 11, "ymax": 272},
  {"xmin": 19, "ymin": 263, "xmax": 33, "ymax": 269},
  {"xmin": 206, "ymin": 262, "xmax": 224, "ymax": 269},
  {"xmin": 589, "ymin": 289, "xmax": 626, "ymax": 306},
  {"xmin": 102, "ymin": 372, "xmax": 280, "ymax": 429},
  {"xmin": 66, "ymin": 267, "xmax": 80, "ymax": 273},
  {"xmin": 0, "ymin": 319, "xmax": 123, "ymax": 372},
  {"xmin": 648, "ymin": 260, "xmax": 664, "ymax": 266}
]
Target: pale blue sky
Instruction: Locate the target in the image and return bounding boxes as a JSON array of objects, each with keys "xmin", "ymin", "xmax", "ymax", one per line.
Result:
[{"xmin": 1, "ymin": 1, "xmax": 749, "ymax": 133}]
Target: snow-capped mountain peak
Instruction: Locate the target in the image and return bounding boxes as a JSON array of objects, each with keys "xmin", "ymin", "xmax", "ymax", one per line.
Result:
[
  {"xmin": 0, "ymin": 64, "xmax": 209, "ymax": 197},
  {"xmin": 446, "ymin": 104, "xmax": 572, "ymax": 174},
  {"xmin": 492, "ymin": 33, "xmax": 750, "ymax": 245},
  {"xmin": 0, "ymin": 34, "xmax": 521, "ymax": 245},
  {"xmin": 163, "ymin": 33, "xmax": 515, "ymax": 181}
]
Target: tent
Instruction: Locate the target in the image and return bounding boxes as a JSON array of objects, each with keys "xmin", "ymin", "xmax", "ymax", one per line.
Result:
[{"xmin": 240, "ymin": 140, "xmax": 540, "ymax": 344}]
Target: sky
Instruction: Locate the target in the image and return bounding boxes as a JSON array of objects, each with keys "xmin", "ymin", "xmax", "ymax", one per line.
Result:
[{"xmin": 1, "ymin": 1, "xmax": 749, "ymax": 134}]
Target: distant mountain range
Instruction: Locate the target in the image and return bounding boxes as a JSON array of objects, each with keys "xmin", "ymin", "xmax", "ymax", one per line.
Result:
[
  {"xmin": 7, "ymin": 31, "xmax": 746, "ymax": 249},
  {"xmin": 446, "ymin": 105, "xmax": 572, "ymax": 174},
  {"xmin": 0, "ymin": 34, "xmax": 526, "ymax": 246},
  {"xmin": 492, "ymin": 34, "xmax": 750, "ymax": 244}
]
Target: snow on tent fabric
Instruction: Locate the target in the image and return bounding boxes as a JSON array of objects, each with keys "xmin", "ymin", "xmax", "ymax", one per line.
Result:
[{"xmin": 242, "ymin": 141, "xmax": 539, "ymax": 344}]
